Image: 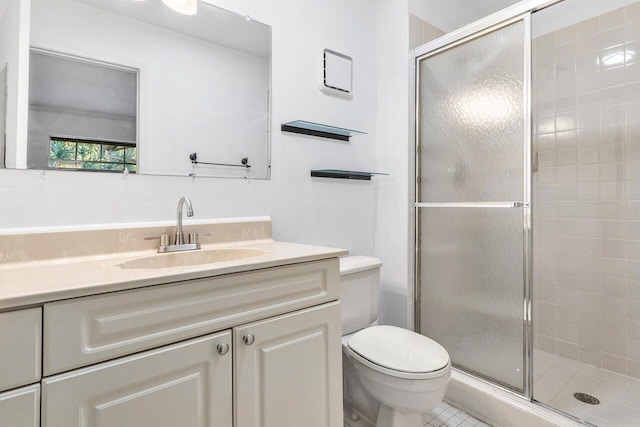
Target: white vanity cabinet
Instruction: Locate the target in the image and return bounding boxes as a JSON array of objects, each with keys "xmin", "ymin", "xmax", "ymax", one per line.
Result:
[
  {"xmin": 34, "ymin": 258, "xmax": 342, "ymax": 427},
  {"xmin": 41, "ymin": 301, "xmax": 342, "ymax": 427}
]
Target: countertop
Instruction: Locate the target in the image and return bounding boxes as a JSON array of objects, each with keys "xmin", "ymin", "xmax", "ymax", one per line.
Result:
[{"xmin": 0, "ymin": 240, "xmax": 347, "ymax": 310}]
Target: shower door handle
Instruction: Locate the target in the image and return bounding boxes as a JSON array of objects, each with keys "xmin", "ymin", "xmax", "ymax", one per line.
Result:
[{"xmin": 415, "ymin": 202, "xmax": 529, "ymax": 208}]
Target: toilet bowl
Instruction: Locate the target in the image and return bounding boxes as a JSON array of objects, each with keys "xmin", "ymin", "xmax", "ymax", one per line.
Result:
[{"xmin": 340, "ymin": 256, "xmax": 450, "ymax": 427}]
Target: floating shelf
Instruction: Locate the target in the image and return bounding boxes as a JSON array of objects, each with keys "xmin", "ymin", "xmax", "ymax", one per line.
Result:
[
  {"xmin": 281, "ymin": 120, "xmax": 366, "ymax": 141},
  {"xmin": 310, "ymin": 169, "xmax": 388, "ymax": 181}
]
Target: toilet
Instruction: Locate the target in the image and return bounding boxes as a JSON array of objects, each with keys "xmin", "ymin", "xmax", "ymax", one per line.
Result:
[{"xmin": 340, "ymin": 256, "xmax": 451, "ymax": 427}]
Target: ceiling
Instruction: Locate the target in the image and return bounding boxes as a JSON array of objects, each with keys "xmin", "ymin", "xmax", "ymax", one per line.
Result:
[{"xmin": 75, "ymin": 0, "xmax": 270, "ymax": 58}]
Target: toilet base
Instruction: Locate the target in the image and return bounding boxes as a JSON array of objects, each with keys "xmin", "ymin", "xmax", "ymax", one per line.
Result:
[
  {"xmin": 376, "ymin": 404, "xmax": 421, "ymax": 427},
  {"xmin": 343, "ymin": 401, "xmax": 375, "ymax": 427}
]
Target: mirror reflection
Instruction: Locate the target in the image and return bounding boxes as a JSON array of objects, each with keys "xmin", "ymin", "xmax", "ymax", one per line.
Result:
[
  {"xmin": 1, "ymin": 0, "xmax": 272, "ymax": 179},
  {"xmin": 28, "ymin": 50, "xmax": 138, "ymax": 172}
]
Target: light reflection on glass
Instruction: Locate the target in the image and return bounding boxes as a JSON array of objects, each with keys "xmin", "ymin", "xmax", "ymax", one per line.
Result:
[
  {"xmin": 600, "ymin": 50, "xmax": 635, "ymax": 66},
  {"xmin": 454, "ymin": 85, "xmax": 519, "ymax": 129}
]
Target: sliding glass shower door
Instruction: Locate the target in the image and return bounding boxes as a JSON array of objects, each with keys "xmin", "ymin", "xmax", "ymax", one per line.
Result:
[{"xmin": 416, "ymin": 18, "xmax": 531, "ymax": 393}]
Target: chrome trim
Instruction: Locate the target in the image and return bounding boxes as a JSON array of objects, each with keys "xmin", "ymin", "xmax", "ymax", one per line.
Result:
[
  {"xmin": 416, "ymin": 202, "xmax": 527, "ymax": 208},
  {"xmin": 409, "ymin": 46, "xmax": 421, "ymax": 334},
  {"xmin": 523, "ymin": 12, "xmax": 534, "ymax": 401},
  {"xmin": 413, "ymin": 0, "xmax": 563, "ymax": 58},
  {"xmin": 453, "ymin": 366, "xmax": 526, "ymax": 397},
  {"xmin": 415, "ymin": 14, "xmax": 527, "ymax": 63},
  {"xmin": 413, "ymin": 43, "xmax": 422, "ymax": 335},
  {"xmin": 534, "ymin": 400, "xmax": 596, "ymax": 427},
  {"xmin": 175, "ymin": 196, "xmax": 194, "ymax": 245}
]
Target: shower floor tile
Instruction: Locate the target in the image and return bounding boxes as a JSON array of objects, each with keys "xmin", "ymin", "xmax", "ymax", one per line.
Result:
[
  {"xmin": 534, "ymin": 350, "xmax": 640, "ymax": 426},
  {"xmin": 422, "ymin": 402, "xmax": 490, "ymax": 427}
]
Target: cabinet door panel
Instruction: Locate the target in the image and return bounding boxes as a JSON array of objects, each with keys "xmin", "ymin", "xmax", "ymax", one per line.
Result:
[
  {"xmin": 0, "ymin": 308, "xmax": 41, "ymax": 391},
  {"xmin": 0, "ymin": 384, "xmax": 40, "ymax": 427},
  {"xmin": 234, "ymin": 302, "xmax": 342, "ymax": 427},
  {"xmin": 42, "ymin": 331, "xmax": 232, "ymax": 427}
]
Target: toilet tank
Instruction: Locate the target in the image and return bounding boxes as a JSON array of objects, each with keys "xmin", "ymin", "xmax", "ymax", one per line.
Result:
[{"xmin": 339, "ymin": 256, "xmax": 382, "ymax": 335}]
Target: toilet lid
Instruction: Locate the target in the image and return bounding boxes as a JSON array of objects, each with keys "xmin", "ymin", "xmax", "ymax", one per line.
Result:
[{"xmin": 348, "ymin": 325, "xmax": 449, "ymax": 373}]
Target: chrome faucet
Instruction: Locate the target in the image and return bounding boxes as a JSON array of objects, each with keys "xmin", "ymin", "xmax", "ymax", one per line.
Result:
[
  {"xmin": 145, "ymin": 196, "xmax": 206, "ymax": 253},
  {"xmin": 175, "ymin": 196, "xmax": 194, "ymax": 245}
]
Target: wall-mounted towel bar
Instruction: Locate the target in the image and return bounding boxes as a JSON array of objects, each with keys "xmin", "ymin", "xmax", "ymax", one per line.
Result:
[{"xmin": 189, "ymin": 153, "xmax": 250, "ymax": 168}]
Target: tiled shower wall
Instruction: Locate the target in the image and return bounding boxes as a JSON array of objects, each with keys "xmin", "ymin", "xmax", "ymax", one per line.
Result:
[
  {"xmin": 533, "ymin": 3, "xmax": 640, "ymax": 379},
  {"xmin": 410, "ymin": 14, "xmax": 446, "ymax": 50}
]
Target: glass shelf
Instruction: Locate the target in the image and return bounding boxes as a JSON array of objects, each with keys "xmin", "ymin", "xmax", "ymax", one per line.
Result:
[
  {"xmin": 310, "ymin": 169, "xmax": 388, "ymax": 181},
  {"xmin": 281, "ymin": 120, "xmax": 366, "ymax": 141}
]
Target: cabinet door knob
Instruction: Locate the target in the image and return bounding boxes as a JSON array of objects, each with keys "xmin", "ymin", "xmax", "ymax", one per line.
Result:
[
  {"xmin": 242, "ymin": 333, "xmax": 255, "ymax": 346},
  {"xmin": 217, "ymin": 342, "xmax": 230, "ymax": 355}
]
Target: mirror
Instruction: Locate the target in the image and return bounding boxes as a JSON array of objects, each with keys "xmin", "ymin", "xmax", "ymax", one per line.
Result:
[
  {"xmin": 0, "ymin": 65, "xmax": 6, "ymax": 169},
  {"xmin": 0, "ymin": 0, "xmax": 271, "ymax": 179}
]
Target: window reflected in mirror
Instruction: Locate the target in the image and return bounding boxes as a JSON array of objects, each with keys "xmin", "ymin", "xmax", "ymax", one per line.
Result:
[
  {"xmin": 28, "ymin": 50, "xmax": 138, "ymax": 172},
  {"xmin": 48, "ymin": 138, "xmax": 137, "ymax": 173}
]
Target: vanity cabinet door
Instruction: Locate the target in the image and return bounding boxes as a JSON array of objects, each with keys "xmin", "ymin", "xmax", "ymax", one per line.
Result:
[
  {"xmin": 234, "ymin": 301, "xmax": 342, "ymax": 427},
  {"xmin": 0, "ymin": 384, "xmax": 40, "ymax": 427},
  {"xmin": 42, "ymin": 331, "xmax": 232, "ymax": 427},
  {"xmin": 0, "ymin": 308, "xmax": 41, "ymax": 391}
]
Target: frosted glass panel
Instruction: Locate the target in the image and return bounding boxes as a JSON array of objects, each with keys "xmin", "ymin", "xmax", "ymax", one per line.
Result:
[
  {"xmin": 419, "ymin": 21, "xmax": 525, "ymax": 203},
  {"xmin": 419, "ymin": 207, "xmax": 525, "ymax": 391}
]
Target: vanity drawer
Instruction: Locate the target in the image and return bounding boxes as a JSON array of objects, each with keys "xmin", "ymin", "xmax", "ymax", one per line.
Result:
[
  {"xmin": 44, "ymin": 258, "xmax": 340, "ymax": 375},
  {"xmin": 0, "ymin": 308, "xmax": 42, "ymax": 391}
]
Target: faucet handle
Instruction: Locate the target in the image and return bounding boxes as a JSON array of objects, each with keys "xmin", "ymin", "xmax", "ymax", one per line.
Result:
[
  {"xmin": 145, "ymin": 235, "xmax": 171, "ymax": 247},
  {"xmin": 188, "ymin": 232, "xmax": 211, "ymax": 245}
]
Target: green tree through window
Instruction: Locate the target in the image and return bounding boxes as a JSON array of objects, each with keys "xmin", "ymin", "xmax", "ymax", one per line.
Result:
[{"xmin": 49, "ymin": 138, "xmax": 136, "ymax": 172}]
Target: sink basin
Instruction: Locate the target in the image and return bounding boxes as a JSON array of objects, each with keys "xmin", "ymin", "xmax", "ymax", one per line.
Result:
[{"xmin": 119, "ymin": 248, "xmax": 269, "ymax": 269}]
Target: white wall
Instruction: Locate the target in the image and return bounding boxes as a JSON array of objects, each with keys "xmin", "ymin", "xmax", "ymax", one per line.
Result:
[
  {"xmin": 0, "ymin": 0, "xmax": 29, "ymax": 168},
  {"xmin": 0, "ymin": 0, "xmax": 384, "ymax": 268},
  {"xmin": 374, "ymin": 0, "xmax": 410, "ymax": 327},
  {"xmin": 30, "ymin": 0, "xmax": 269, "ymax": 178}
]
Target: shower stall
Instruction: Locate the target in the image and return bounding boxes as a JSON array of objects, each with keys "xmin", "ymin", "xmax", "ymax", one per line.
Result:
[{"xmin": 414, "ymin": 0, "xmax": 640, "ymax": 425}]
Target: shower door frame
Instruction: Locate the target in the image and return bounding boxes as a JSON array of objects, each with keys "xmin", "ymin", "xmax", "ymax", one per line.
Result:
[{"xmin": 412, "ymin": 0, "xmax": 565, "ymax": 401}]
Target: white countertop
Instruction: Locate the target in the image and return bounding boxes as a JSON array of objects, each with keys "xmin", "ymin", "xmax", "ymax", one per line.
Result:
[{"xmin": 0, "ymin": 240, "xmax": 347, "ymax": 310}]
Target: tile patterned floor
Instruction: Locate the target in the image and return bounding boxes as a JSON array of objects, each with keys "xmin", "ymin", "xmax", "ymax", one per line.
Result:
[
  {"xmin": 534, "ymin": 350, "xmax": 640, "ymax": 426},
  {"xmin": 343, "ymin": 401, "xmax": 490, "ymax": 427},
  {"xmin": 422, "ymin": 402, "xmax": 491, "ymax": 427}
]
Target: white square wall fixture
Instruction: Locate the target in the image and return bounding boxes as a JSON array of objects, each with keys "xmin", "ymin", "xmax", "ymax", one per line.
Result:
[{"xmin": 320, "ymin": 49, "xmax": 353, "ymax": 99}]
